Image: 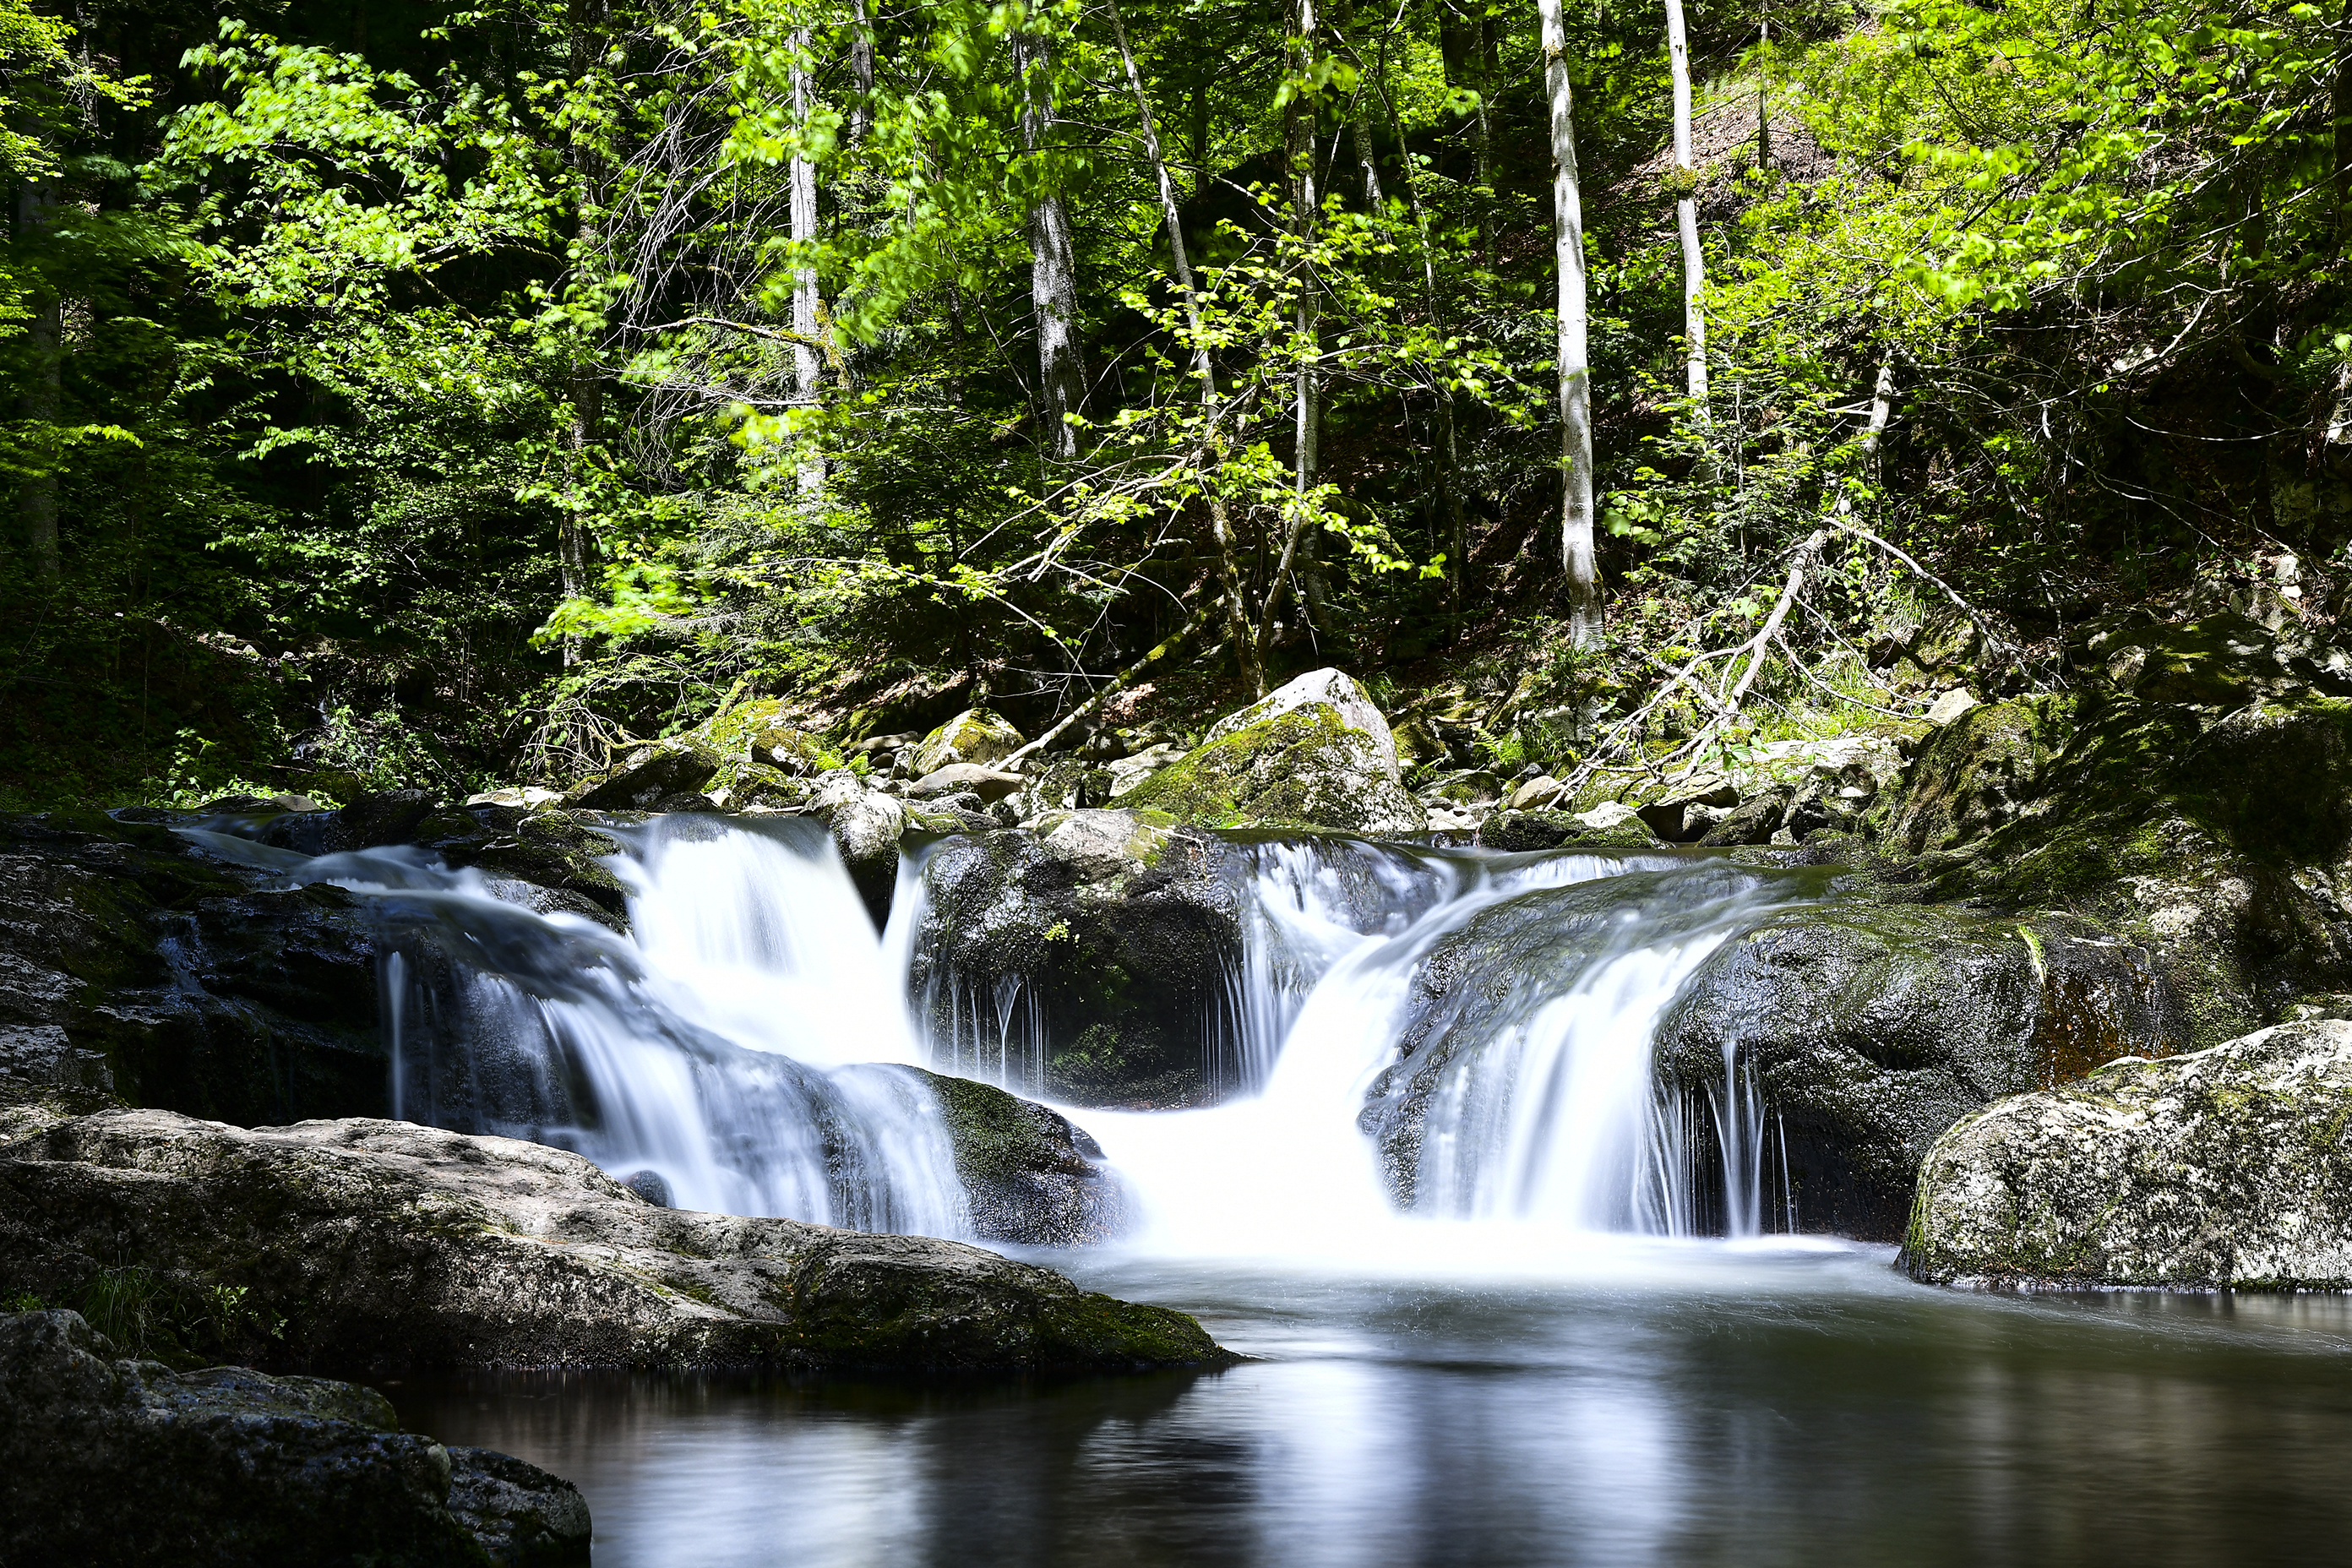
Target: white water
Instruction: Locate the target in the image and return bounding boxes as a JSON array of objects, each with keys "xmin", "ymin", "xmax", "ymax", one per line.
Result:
[{"xmin": 179, "ymin": 812, "xmax": 1816, "ymax": 1255}]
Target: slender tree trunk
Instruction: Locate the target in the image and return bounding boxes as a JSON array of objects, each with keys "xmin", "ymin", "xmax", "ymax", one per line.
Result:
[
  {"xmin": 1664, "ymin": 0, "xmax": 1708, "ymax": 411},
  {"xmin": 1274, "ymin": 0, "xmax": 1322, "ymax": 653},
  {"xmin": 2336, "ymin": 14, "xmax": 2352, "ymax": 252},
  {"xmin": 790, "ymin": 28, "xmax": 827, "ymax": 500},
  {"xmin": 561, "ymin": 0, "xmax": 609, "ymax": 667},
  {"xmin": 1106, "ymin": 0, "xmax": 1260, "ymax": 692},
  {"xmin": 1861, "ymin": 354, "xmax": 1897, "ymax": 460},
  {"xmin": 1538, "ymin": 0, "xmax": 1600, "ymax": 644},
  {"xmin": 15, "ymin": 178, "xmax": 58, "ymax": 580},
  {"xmin": 1756, "ymin": 12, "xmax": 1772, "ymax": 171},
  {"xmin": 849, "ymin": 0, "xmax": 874, "ymax": 146},
  {"xmin": 1013, "ymin": 30, "xmax": 1085, "ymax": 462}
]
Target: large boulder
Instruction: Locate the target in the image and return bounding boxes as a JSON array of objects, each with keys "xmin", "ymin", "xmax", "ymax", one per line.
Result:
[
  {"xmin": 911, "ymin": 708, "xmax": 1025, "ymax": 776},
  {"xmin": 0, "ymin": 1104, "xmax": 1228, "ymax": 1372},
  {"xmin": 1654, "ymin": 904, "xmax": 2178, "ymax": 1239},
  {"xmin": 0, "ymin": 1308, "xmax": 589, "ymax": 1566},
  {"xmin": 907, "ymin": 810, "xmax": 1244, "ymax": 1105},
  {"xmin": 1904, "ymin": 1020, "xmax": 2352, "ymax": 1288},
  {"xmin": 1124, "ymin": 705, "xmax": 1424, "ymax": 835},
  {"xmin": 1206, "ymin": 667, "xmax": 1401, "ymax": 776},
  {"xmin": 802, "ymin": 769, "xmax": 911, "ymax": 925}
]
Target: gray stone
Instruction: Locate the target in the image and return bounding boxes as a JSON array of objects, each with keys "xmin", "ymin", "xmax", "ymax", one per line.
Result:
[
  {"xmin": 1206, "ymin": 667, "xmax": 1400, "ymax": 776},
  {"xmin": 908, "ymin": 762, "xmax": 1025, "ymax": 803},
  {"xmin": 911, "ymin": 709, "xmax": 1025, "ymax": 776},
  {"xmin": 1125, "ymin": 705, "xmax": 1425, "ymax": 836},
  {"xmin": 0, "ymin": 1107, "xmax": 1228, "ymax": 1372},
  {"xmin": 1925, "ymin": 687, "xmax": 1979, "ymax": 727},
  {"xmin": 0, "ymin": 1307, "xmax": 589, "ymax": 1566},
  {"xmin": 1904, "ymin": 1021, "xmax": 2352, "ymax": 1288}
]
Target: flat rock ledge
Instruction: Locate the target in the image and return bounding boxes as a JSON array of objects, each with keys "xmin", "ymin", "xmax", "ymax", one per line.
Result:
[
  {"xmin": 1903, "ymin": 1020, "xmax": 2352, "ymax": 1289},
  {"xmin": 1, "ymin": 1308, "xmax": 589, "ymax": 1567},
  {"xmin": 0, "ymin": 1102, "xmax": 1228, "ymax": 1373}
]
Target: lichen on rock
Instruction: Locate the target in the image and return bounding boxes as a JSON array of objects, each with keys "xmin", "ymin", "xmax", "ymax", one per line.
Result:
[
  {"xmin": 1903, "ymin": 1019, "xmax": 2352, "ymax": 1288},
  {"xmin": 1124, "ymin": 704, "xmax": 1424, "ymax": 836}
]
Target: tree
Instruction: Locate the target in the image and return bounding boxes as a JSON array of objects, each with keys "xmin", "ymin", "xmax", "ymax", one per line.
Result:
[{"xmin": 1538, "ymin": 0, "xmax": 1600, "ymax": 645}]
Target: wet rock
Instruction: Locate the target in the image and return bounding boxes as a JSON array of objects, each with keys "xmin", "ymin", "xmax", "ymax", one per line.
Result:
[
  {"xmin": 1655, "ymin": 904, "xmax": 2178, "ymax": 1239},
  {"xmin": 913, "ymin": 1068, "xmax": 1128, "ymax": 1245},
  {"xmin": 566, "ymin": 743, "xmax": 721, "ymax": 811},
  {"xmin": 1206, "ymin": 667, "xmax": 1401, "ymax": 776},
  {"xmin": 0, "ymin": 1307, "xmax": 588, "ymax": 1566},
  {"xmin": 1904, "ymin": 1020, "xmax": 2352, "ymax": 1288},
  {"xmin": 411, "ymin": 808, "xmax": 633, "ymax": 928},
  {"xmin": 909, "ymin": 810, "xmax": 1243, "ymax": 1105},
  {"xmin": 0, "ymin": 1108, "xmax": 1228, "ymax": 1372},
  {"xmin": 803, "ymin": 770, "xmax": 909, "ymax": 925},
  {"xmin": 1476, "ymin": 804, "xmax": 1659, "ymax": 852},
  {"xmin": 257, "ymin": 789, "xmax": 439, "ymax": 856},
  {"xmin": 912, "ymin": 708, "xmax": 1025, "ymax": 776},
  {"xmin": 1124, "ymin": 705, "xmax": 1424, "ymax": 836}
]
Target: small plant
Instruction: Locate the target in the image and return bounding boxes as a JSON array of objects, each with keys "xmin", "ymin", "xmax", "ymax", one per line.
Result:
[{"xmin": 79, "ymin": 1265, "xmax": 172, "ymax": 1358}]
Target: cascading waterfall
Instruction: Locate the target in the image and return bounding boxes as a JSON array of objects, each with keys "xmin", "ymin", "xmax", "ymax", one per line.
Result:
[{"xmin": 177, "ymin": 814, "xmax": 966, "ymax": 1235}]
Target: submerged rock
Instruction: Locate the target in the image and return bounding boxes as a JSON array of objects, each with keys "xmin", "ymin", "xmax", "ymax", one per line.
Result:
[
  {"xmin": 1655, "ymin": 903, "xmax": 2176, "ymax": 1239},
  {"xmin": 0, "ymin": 1307, "xmax": 589, "ymax": 1567},
  {"xmin": 914, "ymin": 1067, "xmax": 1128, "ymax": 1245},
  {"xmin": 909, "ymin": 809, "xmax": 1243, "ymax": 1105},
  {"xmin": 1904, "ymin": 1020, "xmax": 2352, "ymax": 1288},
  {"xmin": 0, "ymin": 1107, "xmax": 1226, "ymax": 1372}
]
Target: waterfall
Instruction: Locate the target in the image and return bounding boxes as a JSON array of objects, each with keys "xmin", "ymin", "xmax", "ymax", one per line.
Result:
[{"xmin": 176, "ymin": 814, "xmax": 966, "ymax": 1235}]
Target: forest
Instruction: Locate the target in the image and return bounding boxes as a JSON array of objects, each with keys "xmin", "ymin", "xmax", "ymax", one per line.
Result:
[{"xmin": 1, "ymin": 0, "xmax": 2343, "ymax": 807}]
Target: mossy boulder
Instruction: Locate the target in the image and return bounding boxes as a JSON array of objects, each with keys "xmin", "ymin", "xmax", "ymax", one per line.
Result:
[
  {"xmin": 1903, "ymin": 1019, "xmax": 2352, "ymax": 1288},
  {"xmin": 909, "ymin": 809, "xmax": 1244, "ymax": 1105},
  {"xmin": 1653, "ymin": 904, "xmax": 2179, "ymax": 1239},
  {"xmin": 912, "ymin": 708, "xmax": 1025, "ymax": 776},
  {"xmin": 1476, "ymin": 805, "xmax": 1661, "ymax": 852},
  {"xmin": 564, "ymin": 742, "xmax": 721, "ymax": 811},
  {"xmin": 1124, "ymin": 705, "xmax": 1424, "ymax": 836},
  {"xmin": 697, "ymin": 697, "xmax": 841, "ymax": 777},
  {"xmin": 0, "ymin": 1308, "xmax": 591, "ymax": 1566},
  {"xmin": 912, "ymin": 1067, "xmax": 1127, "ymax": 1244},
  {"xmin": 1205, "ymin": 667, "xmax": 1402, "ymax": 776},
  {"xmin": 0, "ymin": 1108, "xmax": 1229, "ymax": 1373}
]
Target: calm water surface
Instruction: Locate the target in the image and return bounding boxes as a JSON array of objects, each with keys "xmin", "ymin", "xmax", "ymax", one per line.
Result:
[{"xmin": 384, "ymin": 1240, "xmax": 2352, "ymax": 1567}]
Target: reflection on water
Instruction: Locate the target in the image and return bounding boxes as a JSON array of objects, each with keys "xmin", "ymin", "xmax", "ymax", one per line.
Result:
[{"xmin": 383, "ymin": 1244, "xmax": 2352, "ymax": 1567}]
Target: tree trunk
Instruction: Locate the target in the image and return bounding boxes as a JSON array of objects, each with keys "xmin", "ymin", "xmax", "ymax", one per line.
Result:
[
  {"xmin": 1105, "ymin": 0, "xmax": 1261, "ymax": 692},
  {"xmin": 1277, "ymin": 0, "xmax": 1322, "ymax": 653},
  {"xmin": 561, "ymin": 0, "xmax": 609, "ymax": 667},
  {"xmin": 1538, "ymin": 0, "xmax": 1600, "ymax": 645},
  {"xmin": 1861, "ymin": 354, "xmax": 1897, "ymax": 460},
  {"xmin": 848, "ymin": 0, "xmax": 874, "ymax": 146},
  {"xmin": 790, "ymin": 28, "xmax": 826, "ymax": 501},
  {"xmin": 1664, "ymin": 0, "xmax": 1708, "ymax": 411},
  {"xmin": 1440, "ymin": 3, "xmax": 1494, "ymax": 259},
  {"xmin": 15, "ymin": 177, "xmax": 59, "ymax": 580},
  {"xmin": 1013, "ymin": 30, "xmax": 1085, "ymax": 462}
]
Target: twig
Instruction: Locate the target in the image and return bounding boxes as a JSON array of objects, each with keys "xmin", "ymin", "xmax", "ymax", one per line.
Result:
[{"xmin": 1002, "ymin": 602, "xmax": 1216, "ymax": 767}]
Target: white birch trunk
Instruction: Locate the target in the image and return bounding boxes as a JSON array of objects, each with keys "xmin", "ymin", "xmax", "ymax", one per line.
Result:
[
  {"xmin": 789, "ymin": 29, "xmax": 826, "ymax": 500},
  {"xmin": 1014, "ymin": 31, "xmax": 1085, "ymax": 462},
  {"xmin": 1538, "ymin": 0, "xmax": 1601, "ymax": 644},
  {"xmin": 1665, "ymin": 0, "xmax": 1707, "ymax": 409}
]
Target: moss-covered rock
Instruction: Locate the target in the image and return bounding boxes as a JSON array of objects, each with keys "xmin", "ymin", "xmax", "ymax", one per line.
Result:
[
  {"xmin": 911, "ymin": 708, "xmax": 1025, "ymax": 776},
  {"xmin": 564, "ymin": 743, "xmax": 721, "ymax": 811},
  {"xmin": 912, "ymin": 1067, "xmax": 1127, "ymax": 1245},
  {"xmin": 1, "ymin": 1307, "xmax": 591, "ymax": 1566},
  {"xmin": 1903, "ymin": 1019, "xmax": 2352, "ymax": 1288},
  {"xmin": 1654, "ymin": 904, "xmax": 2178, "ymax": 1239},
  {"xmin": 1124, "ymin": 705, "xmax": 1424, "ymax": 836},
  {"xmin": 1475, "ymin": 806, "xmax": 1660, "ymax": 852},
  {"xmin": 0, "ymin": 1108, "xmax": 1229, "ymax": 1372},
  {"xmin": 910, "ymin": 810, "xmax": 1243, "ymax": 1106}
]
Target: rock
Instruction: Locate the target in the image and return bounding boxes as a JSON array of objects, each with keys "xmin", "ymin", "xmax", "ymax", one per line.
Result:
[
  {"xmin": 911, "ymin": 708, "xmax": 1025, "ymax": 777},
  {"xmin": 1206, "ymin": 667, "xmax": 1401, "ymax": 776},
  {"xmin": 908, "ymin": 810, "xmax": 1243, "ymax": 1105},
  {"xmin": 1106, "ymin": 742, "xmax": 1184, "ymax": 801},
  {"xmin": 0, "ymin": 1307, "xmax": 589, "ymax": 1566},
  {"xmin": 912, "ymin": 1068, "xmax": 1128, "ymax": 1245},
  {"xmin": 1505, "ymin": 774, "xmax": 1565, "ymax": 811},
  {"xmin": 1418, "ymin": 768, "xmax": 1504, "ymax": 808},
  {"xmin": 0, "ymin": 1108, "xmax": 1228, "ymax": 1372},
  {"xmin": 465, "ymin": 787, "xmax": 564, "ymax": 810},
  {"xmin": 1631, "ymin": 773, "xmax": 1739, "ymax": 842},
  {"xmin": 1653, "ymin": 904, "xmax": 2178, "ymax": 1239},
  {"xmin": 565, "ymin": 743, "xmax": 719, "ymax": 811},
  {"xmin": 695, "ymin": 697, "xmax": 841, "ymax": 778},
  {"xmin": 1925, "ymin": 687, "xmax": 1979, "ymax": 727},
  {"xmin": 410, "ymin": 807, "xmax": 633, "ymax": 928},
  {"xmin": 1124, "ymin": 705, "xmax": 1425, "ymax": 836},
  {"xmin": 1904, "ymin": 1021, "xmax": 2352, "ymax": 1288},
  {"xmin": 1884, "ymin": 696, "xmax": 2070, "ymax": 857},
  {"xmin": 257, "ymin": 789, "xmax": 440, "ymax": 856},
  {"xmin": 1475, "ymin": 807, "xmax": 1660, "ymax": 852},
  {"xmin": 1696, "ymin": 791, "xmax": 1790, "ymax": 847},
  {"xmin": 803, "ymin": 769, "xmax": 909, "ymax": 925},
  {"xmin": 908, "ymin": 762, "xmax": 1025, "ymax": 803},
  {"xmin": 445, "ymin": 1445, "xmax": 596, "ymax": 1566}
]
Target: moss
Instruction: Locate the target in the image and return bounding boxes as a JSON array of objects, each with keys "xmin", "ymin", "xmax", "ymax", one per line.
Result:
[{"xmin": 1124, "ymin": 705, "xmax": 1392, "ymax": 830}]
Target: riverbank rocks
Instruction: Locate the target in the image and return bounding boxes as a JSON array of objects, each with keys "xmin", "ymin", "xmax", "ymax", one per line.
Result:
[
  {"xmin": 914, "ymin": 1068, "xmax": 1128, "ymax": 1245},
  {"xmin": 0, "ymin": 1105, "xmax": 1228, "ymax": 1372},
  {"xmin": 1125, "ymin": 672, "xmax": 1424, "ymax": 836},
  {"xmin": 1903, "ymin": 1021, "xmax": 2352, "ymax": 1288},
  {"xmin": 803, "ymin": 769, "xmax": 912, "ymax": 924},
  {"xmin": 908, "ymin": 810, "xmax": 1243, "ymax": 1105},
  {"xmin": 0, "ymin": 1308, "xmax": 590, "ymax": 1567},
  {"xmin": 1653, "ymin": 904, "xmax": 2177, "ymax": 1239},
  {"xmin": 1476, "ymin": 801, "xmax": 1659, "ymax": 852}
]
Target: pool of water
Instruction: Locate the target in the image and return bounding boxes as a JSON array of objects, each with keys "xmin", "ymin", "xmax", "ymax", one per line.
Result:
[{"xmin": 383, "ymin": 1239, "xmax": 2352, "ymax": 1566}]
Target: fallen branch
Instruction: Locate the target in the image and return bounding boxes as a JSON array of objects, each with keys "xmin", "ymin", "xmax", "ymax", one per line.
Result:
[
  {"xmin": 1827, "ymin": 510, "xmax": 2011, "ymax": 656},
  {"xmin": 1721, "ymin": 529, "xmax": 1830, "ymax": 716}
]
